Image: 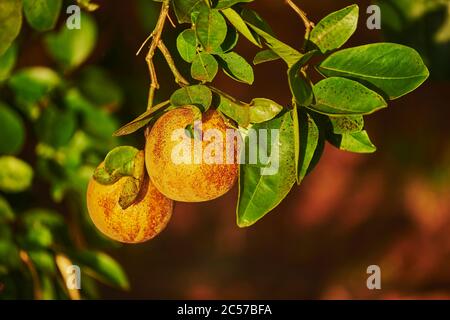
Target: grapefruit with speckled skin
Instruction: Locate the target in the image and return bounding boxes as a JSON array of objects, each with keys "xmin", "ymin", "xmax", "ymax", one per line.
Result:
[
  {"xmin": 145, "ymin": 107, "xmax": 238, "ymax": 202},
  {"xmin": 87, "ymin": 164, "xmax": 173, "ymax": 243}
]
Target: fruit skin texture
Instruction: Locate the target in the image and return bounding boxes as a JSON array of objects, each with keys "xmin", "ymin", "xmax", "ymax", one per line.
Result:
[
  {"xmin": 145, "ymin": 107, "xmax": 238, "ymax": 202},
  {"xmin": 87, "ymin": 167, "xmax": 173, "ymax": 243}
]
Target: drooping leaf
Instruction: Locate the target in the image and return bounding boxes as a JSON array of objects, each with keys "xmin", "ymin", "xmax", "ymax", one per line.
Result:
[
  {"xmin": 237, "ymin": 111, "xmax": 296, "ymax": 227},
  {"xmin": 0, "ymin": 102, "xmax": 25, "ymax": 155},
  {"xmin": 191, "ymin": 52, "xmax": 218, "ymax": 82},
  {"xmin": 45, "ymin": 13, "xmax": 97, "ymax": 70},
  {"xmin": 288, "ymin": 51, "xmax": 316, "ymax": 107},
  {"xmin": 309, "ymin": 4, "xmax": 359, "ymax": 54},
  {"xmin": 294, "ymin": 107, "xmax": 320, "ymax": 184},
  {"xmin": 170, "ymin": 84, "xmax": 212, "ymax": 111},
  {"xmin": 328, "ymin": 130, "xmax": 377, "ymax": 153},
  {"xmin": 195, "ymin": 7, "xmax": 228, "ymax": 53},
  {"xmin": 0, "ymin": 0, "xmax": 22, "ymax": 56},
  {"xmin": 217, "ymin": 51, "xmax": 254, "ymax": 84},
  {"xmin": 317, "ymin": 43, "xmax": 430, "ymax": 99},
  {"xmin": 312, "ymin": 77, "xmax": 387, "ymax": 115},
  {"xmin": 23, "ymin": 0, "xmax": 62, "ymax": 31},
  {"xmin": 216, "ymin": 91, "xmax": 250, "ymax": 127},
  {"xmin": 0, "ymin": 156, "xmax": 33, "ymax": 193},
  {"xmin": 176, "ymin": 29, "xmax": 197, "ymax": 63},
  {"xmin": 221, "ymin": 8, "xmax": 261, "ymax": 47},
  {"xmin": 253, "ymin": 49, "xmax": 280, "ymax": 65}
]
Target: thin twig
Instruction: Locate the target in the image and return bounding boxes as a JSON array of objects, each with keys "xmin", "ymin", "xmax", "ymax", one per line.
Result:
[
  {"xmin": 145, "ymin": 0, "xmax": 170, "ymax": 110},
  {"xmin": 158, "ymin": 41, "xmax": 190, "ymax": 86},
  {"xmin": 286, "ymin": 0, "xmax": 314, "ymax": 46},
  {"xmin": 20, "ymin": 250, "xmax": 42, "ymax": 300}
]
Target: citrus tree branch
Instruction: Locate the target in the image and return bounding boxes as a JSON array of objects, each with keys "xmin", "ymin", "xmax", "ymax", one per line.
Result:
[
  {"xmin": 158, "ymin": 41, "xmax": 190, "ymax": 86},
  {"xmin": 285, "ymin": 0, "xmax": 314, "ymax": 45}
]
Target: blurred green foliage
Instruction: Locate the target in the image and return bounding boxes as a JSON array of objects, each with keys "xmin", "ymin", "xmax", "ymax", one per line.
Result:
[{"xmin": 0, "ymin": 0, "xmax": 142, "ymax": 299}]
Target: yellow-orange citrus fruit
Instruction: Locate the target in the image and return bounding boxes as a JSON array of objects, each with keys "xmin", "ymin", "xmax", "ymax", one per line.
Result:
[
  {"xmin": 87, "ymin": 165, "xmax": 173, "ymax": 243},
  {"xmin": 145, "ymin": 107, "xmax": 238, "ymax": 202}
]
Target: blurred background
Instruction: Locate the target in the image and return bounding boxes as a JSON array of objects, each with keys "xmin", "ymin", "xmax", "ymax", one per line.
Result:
[{"xmin": 0, "ymin": 0, "xmax": 449, "ymax": 299}]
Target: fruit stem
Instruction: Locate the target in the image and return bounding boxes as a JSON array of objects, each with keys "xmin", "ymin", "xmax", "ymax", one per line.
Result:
[{"xmin": 285, "ymin": 0, "xmax": 314, "ymax": 49}]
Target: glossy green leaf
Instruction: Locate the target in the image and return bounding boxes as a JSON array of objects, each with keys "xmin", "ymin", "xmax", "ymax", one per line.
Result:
[
  {"xmin": 295, "ymin": 108, "xmax": 320, "ymax": 184},
  {"xmin": 195, "ymin": 8, "xmax": 228, "ymax": 53},
  {"xmin": 8, "ymin": 67, "xmax": 61, "ymax": 104},
  {"xmin": 23, "ymin": 0, "xmax": 62, "ymax": 31},
  {"xmin": 0, "ymin": 156, "xmax": 33, "ymax": 193},
  {"xmin": 329, "ymin": 115, "xmax": 364, "ymax": 134},
  {"xmin": 317, "ymin": 43, "xmax": 430, "ymax": 99},
  {"xmin": 45, "ymin": 13, "xmax": 97, "ymax": 70},
  {"xmin": 312, "ymin": 77, "xmax": 387, "ymax": 115},
  {"xmin": 288, "ymin": 51, "xmax": 316, "ymax": 107},
  {"xmin": 0, "ymin": 0, "xmax": 22, "ymax": 56},
  {"xmin": 253, "ymin": 49, "xmax": 280, "ymax": 65},
  {"xmin": 216, "ymin": 90, "xmax": 250, "ymax": 127},
  {"xmin": 237, "ymin": 111, "xmax": 296, "ymax": 227},
  {"xmin": 191, "ymin": 52, "xmax": 218, "ymax": 82},
  {"xmin": 329, "ymin": 130, "xmax": 377, "ymax": 153},
  {"xmin": 249, "ymin": 98, "xmax": 283, "ymax": 123},
  {"xmin": 0, "ymin": 102, "xmax": 25, "ymax": 155},
  {"xmin": 173, "ymin": 0, "xmax": 208, "ymax": 24},
  {"xmin": 74, "ymin": 250, "xmax": 129, "ymax": 290},
  {"xmin": 217, "ymin": 52, "xmax": 254, "ymax": 84},
  {"xmin": 103, "ymin": 146, "xmax": 139, "ymax": 177},
  {"xmin": 177, "ymin": 29, "xmax": 197, "ymax": 63},
  {"xmin": 170, "ymin": 84, "xmax": 212, "ymax": 111},
  {"xmin": 245, "ymin": 20, "xmax": 302, "ymax": 67},
  {"xmin": 309, "ymin": 4, "xmax": 359, "ymax": 54},
  {"xmin": 215, "ymin": 0, "xmax": 253, "ymax": 10},
  {"xmin": 0, "ymin": 43, "xmax": 17, "ymax": 81},
  {"xmin": 221, "ymin": 8, "xmax": 261, "ymax": 47}
]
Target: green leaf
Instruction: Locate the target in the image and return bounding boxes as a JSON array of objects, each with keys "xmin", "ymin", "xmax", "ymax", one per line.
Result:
[
  {"xmin": 74, "ymin": 250, "xmax": 129, "ymax": 290},
  {"xmin": 237, "ymin": 111, "xmax": 296, "ymax": 227},
  {"xmin": 309, "ymin": 4, "xmax": 359, "ymax": 54},
  {"xmin": 0, "ymin": 0, "xmax": 22, "ymax": 56},
  {"xmin": 329, "ymin": 130, "xmax": 377, "ymax": 153},
  {"xmin": 0, "ymin": 43, "xmax": 17, "ymax": 81},
  {"xmin": 312, "ymin": 77, "xmax": 387, "ymax": 115},
  {"xmin": 294, "ymin": 108, "xmax": 320, "ymax": 184},
  {"xmin": 113, "ymin": 100, "xmax": 170, "ymax": 137},
  {"xmin": 99, "ymin": 146, "xmax": 139, "ymax": 183},
  {"xmin": 0, "ymin": 240, "xmax": 20, "ymax": 268},
  {"xmin": 24, "ymin": 224, "xmax": 53, "ymax": 248},
  {"xmin": 329, "ymin": 115, "xmax": 364, "ymax": 134},
  {"xmin": 35, "ymin": 107, "xmax": 76, "ymax": 148},
  {"xmin": 191, "ymin": 52, "xmax": 218, "ymax": 82},
  {"xmin": 195, "ymin": 8, "xmax": 228, "ymax": 53},
  {"xmin": 220, "ymin": 24, "xmax": 239, "ymax": 52},
  {"xmin": 28, "ymin": 250, "xmax": 56, "ymax": 274},
  {"xmin": 23, "ymin": 0, "xmax": 62, "ymax": 31},
  {"xmin": 0, "ymin": 102, "xmax": 25, "ymax": 155},
  {"xmin": 249, "ymin": 98, "xmax": 283, "ymax": 123},
  {"xmin": 8, "ymin": 67, "xmax": 61, "ymax": 104},
  {"xmin": 317, "ymin": 43, "xmax": 430, "ymax": 99},
  {"xmin": 214, "ymin": 0, "xmax": 253, "ymax": 10},
  {"xmin": 217, "ymin": 51, "xmax": 254, "ymax": 84},
  {"xmin": 0, "ymin": 156, "xmax": 33, "ymax": 193},
  {"xmin": 288, "ymin": 51, "xmax": 316, "ymax": 107},
  {"xmin": 221, "ymin": 8, "xmax": 261, "ymax": 47},
  {"xmin": 176, "ymin": 29, "xmax": 197, "ymax": 63},
  {"xmin": 240, "ymin": 8, "xmax": 274, "ymax": 35},
  {"xmin": 22, "ymin": 209, "xmax": 65, "ymax": 229},
  {"xmin": 170, "ymin": 84, "xmax": 212, "ymax": 111},
  {"xmin": 0, "ymin": 196, "xmax": 14, "ymax": 222},
  {"xmin": 253, "ymin": 49, "xmax": 280, "ymax": 65},
  {"xmin": 173, "ymin": 0, "xmax": 208, "ymax": 24},
  {"xmin": 216, "ymin": 90, "xmax": 250, "ymax": 127},
  {"xmin": 45, "ymin": 13, "xmax": 97, "ymax": 70},
  {"xmin": 245, "ymin": 19, "xmax": 302, "ymax": 67}
]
